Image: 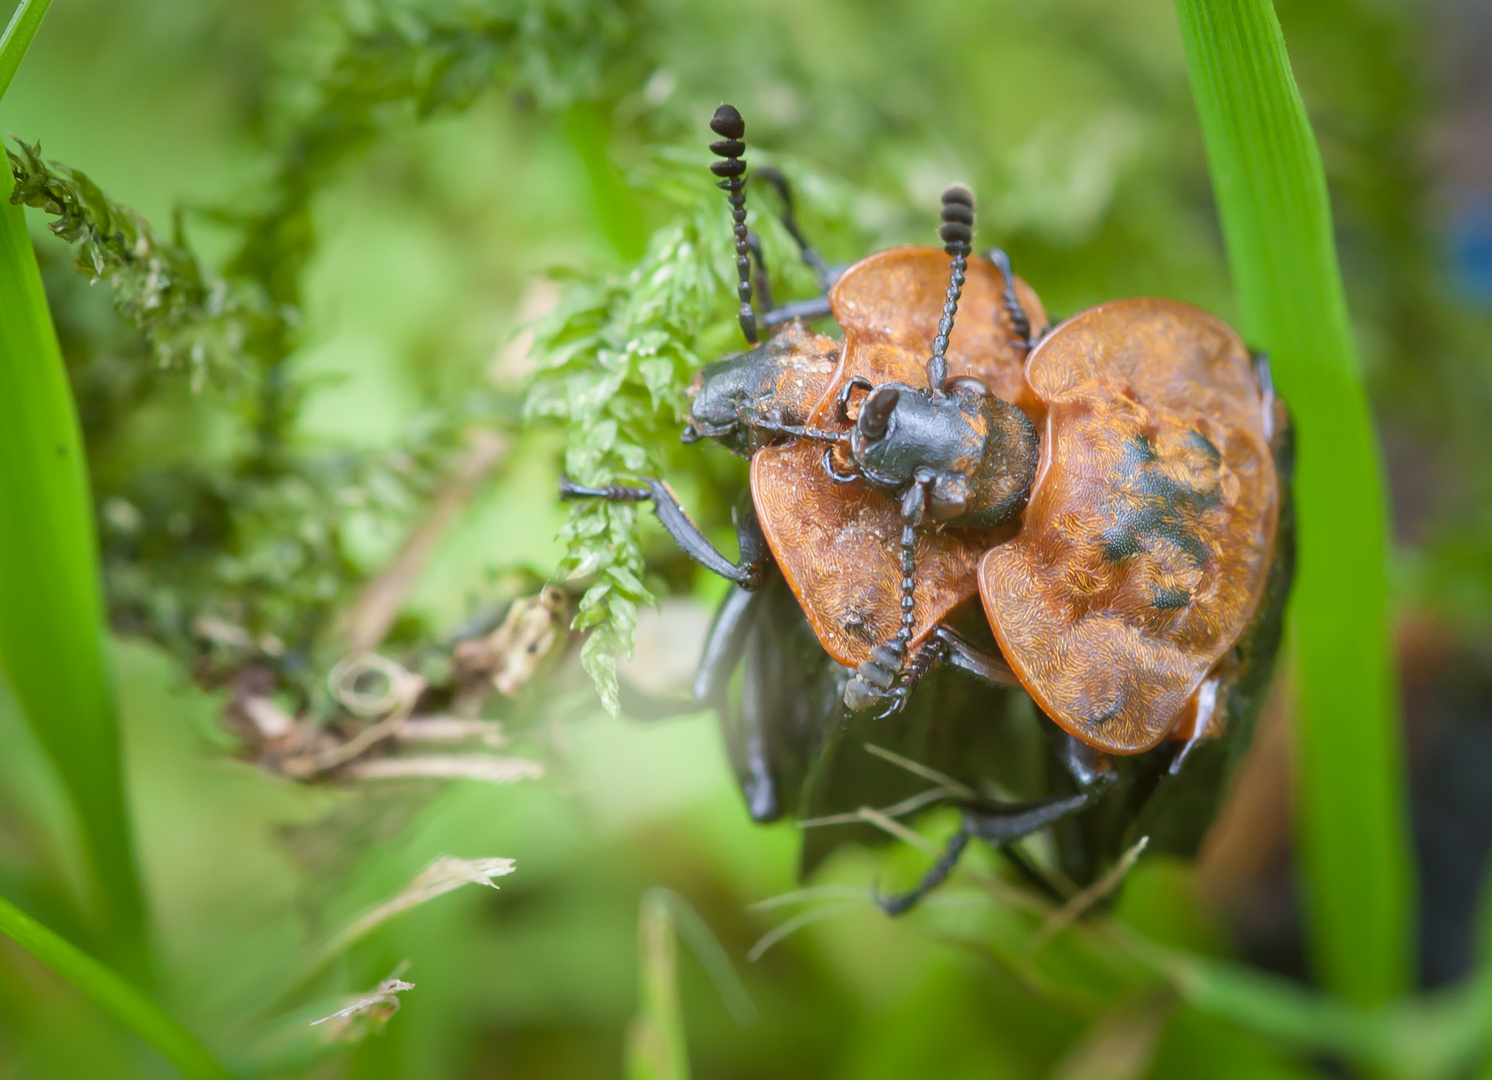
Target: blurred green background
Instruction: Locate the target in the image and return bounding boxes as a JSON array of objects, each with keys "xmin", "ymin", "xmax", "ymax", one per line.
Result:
[{"xmin": 1, "ymin": 0, "xmax": 1491, "ymax": 1076}]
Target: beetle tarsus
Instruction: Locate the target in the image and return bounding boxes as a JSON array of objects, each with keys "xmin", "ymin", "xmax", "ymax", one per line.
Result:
[{"xmin": 558, "ymin": 479, "xmax": 651, "ymax": 502}]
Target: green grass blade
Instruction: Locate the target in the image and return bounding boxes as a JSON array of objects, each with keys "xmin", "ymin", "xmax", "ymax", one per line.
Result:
[
  {"xmin": 0, "ymin": 0, "xmax": 53, "ymax": 103},
  {"xmin": 625, "ymin": 891, "xmax": 690, "ymax": 1080},
  {"xmin": 1173, "ymin": 0, "xmax": 1414, "ymax": 1005},
  {"xmin": 0, "ymin": 163, "xmax": 149, "ymax": 971},
  {"xmin": 0, "ymin": 893, "xmax": 234, "ymax": 1080}
]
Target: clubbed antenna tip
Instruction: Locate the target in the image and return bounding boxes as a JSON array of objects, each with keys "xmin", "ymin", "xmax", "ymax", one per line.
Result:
[
  {"xmin": 708, "ymin": 102, "xmax": 757, "ymax": 345},
  {"xmin": 710, "ymin": 104, "xmax": 745, "ymax": 140},
  {"xmin": 938, "ymin": 184, "xmax": 974, "ymax": 253},
  {"xmin": 927, "ymin": 184, "xmax": 976, "ymax": 394}
]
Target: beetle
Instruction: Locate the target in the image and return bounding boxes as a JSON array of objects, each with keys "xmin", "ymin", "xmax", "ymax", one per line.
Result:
[
  {"xmin": 564, "ymin": 105, "xmax": 1056, "ymax": 818},
  {"xmin": 560, "ymin": 102, "xmax": 1293, "ymax": 911}
]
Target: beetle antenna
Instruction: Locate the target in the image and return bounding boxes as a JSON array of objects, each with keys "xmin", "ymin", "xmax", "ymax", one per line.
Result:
[
  {"xmin": 709, "ymin": 104, "xmax": 758, "ymax": 346},
  {"xmin": 927, "ymin": 184, "xmax": 974, "ymax": 396}
]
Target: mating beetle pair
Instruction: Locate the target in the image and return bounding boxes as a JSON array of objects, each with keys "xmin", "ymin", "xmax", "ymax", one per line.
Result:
[{"xmin": 561, "ymin": 104, "xmax": 1293, "ymax": 910}]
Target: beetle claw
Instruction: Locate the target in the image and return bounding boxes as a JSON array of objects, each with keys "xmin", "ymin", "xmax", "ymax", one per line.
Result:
[{"xmin": 873, "ymin": 687, "xmax": 908, "ymax": 720}]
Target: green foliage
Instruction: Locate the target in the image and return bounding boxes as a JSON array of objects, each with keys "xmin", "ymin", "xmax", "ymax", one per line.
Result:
[
  {"xmin": 1175, "ymin": 0, "xmax": 1413, "ymax": 1004},
  {"xmin": 525, "ymin": 187, "xmax": 734, "ymax": 712},
  {"xmin": 1, "ymin": 0, "xmax": 645, "ymax": 704},
  {"xmin": 7, "ymin": 138, "xmax": 268, "ymax": 387}
]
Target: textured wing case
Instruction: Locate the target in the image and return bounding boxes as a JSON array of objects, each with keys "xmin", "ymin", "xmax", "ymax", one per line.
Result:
[
  {"xmin": 753, "ymin": 246, "xmax": 1047, "ymax": 668},
  {"xmin": 978, "ymin": 299, "xmax": 1278, "ymax": 753}
]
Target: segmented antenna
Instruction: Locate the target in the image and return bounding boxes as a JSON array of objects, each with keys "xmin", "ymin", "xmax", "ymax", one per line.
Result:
[
  {"xmin": 708, "ymin": 104, "xmax": 757, "ymax": 345},
  {"xmin": 926, "ymin": 184, "xmax": 974, "ymax": 395}
]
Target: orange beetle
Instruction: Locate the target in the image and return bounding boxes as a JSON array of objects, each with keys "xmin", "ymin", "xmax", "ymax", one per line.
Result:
[{"xmin": 560, "ymin": 104, "xmax": 1293, "ymax": 909}]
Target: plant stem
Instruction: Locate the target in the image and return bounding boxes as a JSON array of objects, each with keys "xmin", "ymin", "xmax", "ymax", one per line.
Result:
[
  {"xmin": 0, "ymin": 893, "xmax": 234, "ymax": 1080},
  {"xmin": 1174, "ymin": 0, "xmax": 1413, "ymax": 1005}
]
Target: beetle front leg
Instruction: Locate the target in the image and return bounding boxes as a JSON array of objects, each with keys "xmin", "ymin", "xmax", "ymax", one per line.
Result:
[
  {"xmin": 559, "ymin": 477, "xmax": 769, "ymax": 589},
  {"xmin": 752, "ymin": 166, "xmax": 844, "ymax": 330},
  {"xmin": 984, "ymin": 247, "xmax": 1034, "ymax": 349},
  {"xmin": 752, "ymin": 166, "xmax": 834, "ymax": 289}
]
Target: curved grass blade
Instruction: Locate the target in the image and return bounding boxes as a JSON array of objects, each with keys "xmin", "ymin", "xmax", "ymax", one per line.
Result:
[
  {"xmin": 0, "ymin": 893, "xmax": 234, "ymax": 1080},
  {"xmin": 0, "ymin": 0, "xmax": 53, "ymax": 104},
  {"xmin": 1174, "ymin": 0, "xmax": 1414, "ymax": 1005},
  {"xmin": 0, "ymin": 161, "xmax": 149, "ymax": 970}
]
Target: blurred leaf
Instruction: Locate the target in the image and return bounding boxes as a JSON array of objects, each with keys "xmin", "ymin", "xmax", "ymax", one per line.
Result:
[
  {"xmin": 0, "ymin": 156, "xmax": 147, "ymax": 971},
  {"xmin": 1174, "ymin": 0, "xmax": 1414, "ymax": 1004},
  {"xmin": 647, "ymin": 887, "xmax": 755, "ymax": 1027},
  {"xmin": 1050, "ymin": 991, "xmax": 1174, "ymax": 1080},
  {"xmin": 0, "ymin": 892, "xmax": 232, "ymax": 1080}
]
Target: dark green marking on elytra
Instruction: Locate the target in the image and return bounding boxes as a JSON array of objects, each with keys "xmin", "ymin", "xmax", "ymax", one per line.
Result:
[
  {"xmin": 1101, "ymin": 526, "xmax": 1142, "ymax": 562},
  {"xmin": 1150, "ymin": 587, "xmax": 1193, "ymax": 610},
  {"xmin": 1097, "ymin": 432, "xmax": 1220, "ymax": 570},
  {"xmin": 1186, "ymin": 428, "xmax": 1221, "ymax": 462}
]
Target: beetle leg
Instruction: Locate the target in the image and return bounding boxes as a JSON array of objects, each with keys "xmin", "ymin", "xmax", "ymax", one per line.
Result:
[
  {"xmin": 869, "ymin": 633, "xmax": 952, "ymax": 719},
  {"xmin": 875, "ymin": 793, "xmax": 1092, "ymax": 916},
  {"xmin": 745, "ymin": 232, "xmax": 774, "ymax": 313},
  {"xmin": 751, "ymin": 167, "xmax": 843, "ymax": 328},
  {"xmin": 835, "ymin": 376, "xmax": 876, "ymax": 425},
  {"xmin": 693, "ymin": 582, "xmax": 765, "ymax": 706},
  {"xmin": 761, "ymin": 296, "xmax": 833, "ymax": 329},
  {"xmin": 1058, "ymin": 732, "xmax": 1116, "ymax": 791},
  {"xmin": 558, "ymin": 477, "xmax": 769, "ymax": 589},
  {"xmin": 984, "ymin": 247, "xmax": 1033, "ymax": 349},
  {"xmin": 933, "ymin": 626, "xmax": 1020, "ymax": 686},
  {"xmin": 820, "ymin": 444, "xmax": 860, "ymax": 484},
  {"xmin": 874, "ymin": 827, "xmax": 969, "ymax": 916},
  {"xmin": 751, "ymin": 165, "xmax": 834, "ymax": 289}
]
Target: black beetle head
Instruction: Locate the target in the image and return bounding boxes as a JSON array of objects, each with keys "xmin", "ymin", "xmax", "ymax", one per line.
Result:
[
  {"xmin": 847, "ymin": 381, "xmax": 1038, "ymax": 528},
  {"xmin": 684, "ymin": 323, "xmax": 838, "ymax": 457}
]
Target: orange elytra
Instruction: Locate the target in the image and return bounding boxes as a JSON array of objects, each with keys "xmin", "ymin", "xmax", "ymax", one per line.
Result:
[
  {"xmin": 978, "ymin": 299, "xmax": 1280, "ymax": 754},
  {"xmin": 751, "ymin": 246, "xmax": 1047, "ymax": 669}
]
